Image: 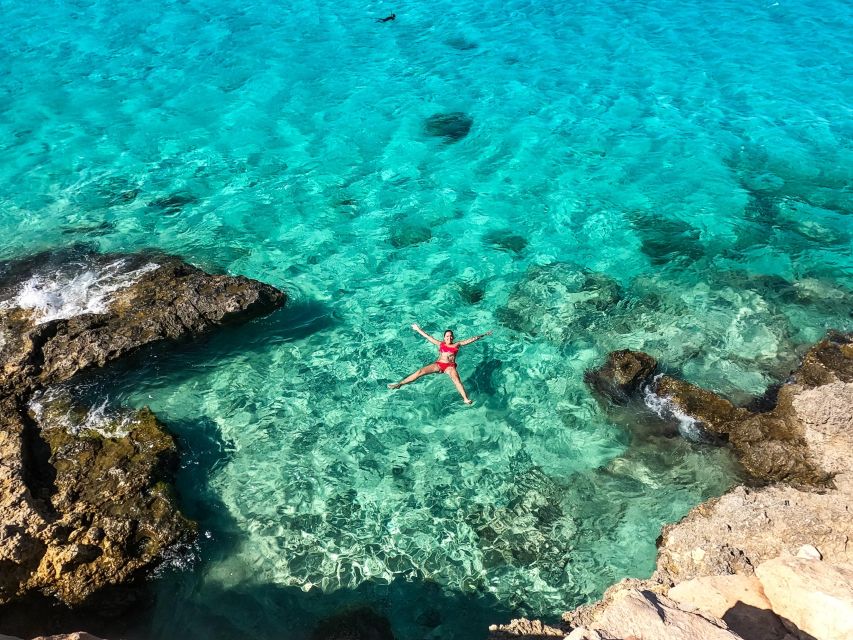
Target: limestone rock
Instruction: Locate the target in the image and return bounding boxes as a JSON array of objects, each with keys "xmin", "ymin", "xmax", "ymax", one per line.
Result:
[
  {"xmin": 487, "ymin": 617, "xmax": 566, "ymax": 639},
  {"xmin": 668, "ymin": 574, "xmax": 788, "ymax": 640},
  {"xmin": 755, "ymin": 557, "xmax": 853, "ymax": 640},
  {"xmin": 654, "ymin": 482, "xmax": 853, "ymax": 585},
  {"xmin": 583, "ymin": 350, "xmax": 657, "ymax": 405},
  {"xmin": 795, "ymin": 545, "xmax": 822, "ymax": 561},
  {"xmin": 562, "ymin": 578, "xmax": 667, "ymax": 630},
  {"xmin": 584, "ymin": 588, "xmax": 743, "ymax": 640}
]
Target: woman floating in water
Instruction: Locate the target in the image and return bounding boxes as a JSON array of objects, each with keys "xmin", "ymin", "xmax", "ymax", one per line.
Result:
[{"xmin": 388, "ymin": 324, "xmax": 492, "ymax": 404}]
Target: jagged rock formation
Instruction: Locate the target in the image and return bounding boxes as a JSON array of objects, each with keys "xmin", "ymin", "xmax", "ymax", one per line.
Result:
[
  {"xmin": 0, "ymin": 251, "xmax": 285, "ymax": 607},
  {"xmin": 490, "ymin": 331, "xmax": 853, "ymax": 640},
  {"xmin": 583, "ymin": 350, "xmax": 657, "ymax": 406},
  {"xmin": 0, "ymin": 252, "xmax": 284, "ymax": 397}
]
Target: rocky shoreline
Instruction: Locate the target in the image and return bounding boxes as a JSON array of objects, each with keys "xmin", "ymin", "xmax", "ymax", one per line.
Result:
[
  {"xmin": 491, "ymin": 331, "xmax": 853, "ymax": 640},
  {"xmin": 0, "ymin": 250, "xmax": 284, "ymax": 612}
]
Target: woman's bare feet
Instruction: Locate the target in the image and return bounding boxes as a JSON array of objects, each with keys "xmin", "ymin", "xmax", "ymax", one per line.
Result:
[
  {"xmin": 463, "ymin": 399, "xmax": 473, "ymax": 405},
  {"xmin": 388, "ymin": 382, "xmax": 401, "ymax": 389}
]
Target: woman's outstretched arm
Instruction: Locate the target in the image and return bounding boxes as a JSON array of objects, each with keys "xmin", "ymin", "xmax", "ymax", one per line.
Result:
[
  {"xmin": 457, "ymin": 330, "xmax": 492, "ymax": 346},
  {"xmin": 412, "ymin": 323, "xmax": 441, "ymax": 345}
]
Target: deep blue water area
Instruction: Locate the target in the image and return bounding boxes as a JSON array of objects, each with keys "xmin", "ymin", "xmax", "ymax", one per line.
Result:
[{"xmin": 0, "ymin": 0, "xmax": 851, "ymax": 637}]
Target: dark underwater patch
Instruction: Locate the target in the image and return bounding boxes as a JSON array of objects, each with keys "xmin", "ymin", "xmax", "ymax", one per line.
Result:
[
  {"xmin": 484, "ymin": 229, "xmax": 528, "ymax": 255},
  {"xmin": 389, "ymin": 225, "xmax": 432, "ymax": 248},
  {"xmin": 423, "ymin": 112, "xmax": 473, "ymax": 143},
  {"xmin": 445, "ymin": 36, "xmax": 479, "ymax": 51},
  {"xmin": 627, "ymin": 211, "xmax": 704, "ymax": 266},
  {"xmin": 147, "ymin": 193, "xmax": 198, "ymax": 215}
]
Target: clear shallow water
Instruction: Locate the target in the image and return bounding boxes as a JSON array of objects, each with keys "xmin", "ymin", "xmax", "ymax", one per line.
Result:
[{"xmin": 1, "ymin": 0, "xmax": 852, "ymax": 637}]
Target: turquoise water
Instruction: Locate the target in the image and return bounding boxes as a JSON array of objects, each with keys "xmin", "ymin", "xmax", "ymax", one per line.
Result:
[{"xmin": 1, "ymin": 0, "xmax": 852, "ymax": 637}]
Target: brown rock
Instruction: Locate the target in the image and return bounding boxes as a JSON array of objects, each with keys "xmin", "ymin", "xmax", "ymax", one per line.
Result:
[
  {"xmin": 1, "ymin": 253, "xmax": 285, "ymax": 397},
  {"xmin": 755, "ymin": 557, "xmax": 853, "ymax": 640},
  {"xmin": 584, "ymin": 350, "xmax": 657, "ymax": 405},
  {"xmin": 0, "ymin": 390, "xmax": 193, "ymax": 606}
]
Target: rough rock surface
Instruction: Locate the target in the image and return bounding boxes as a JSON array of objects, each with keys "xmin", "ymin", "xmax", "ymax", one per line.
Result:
[
  {"xmin": 755, "ymin": 557, "xmax": 853, "ymax": 640},
  {"xmin": 583, "ymin": 350, "xmax": 657, "ymax": 405},
  {"xmin": 567, "ymin": 588, "xmax": 743, "ymax": 640},
  {"xmin": 487, "ymin": 617, "xmax": 565, "ymax": 639},
  {"xmin": 0, "ymin": 391, "xmax": 190, "ymax": 608},
  {"xmin": 653, "ymin": 334, "xmax": 853, "ymax": 585},
  {"xmin": 1, "ymin": 253, "xmax": 285, "ymax": 397},
  {"xmin": 0, "ymin": 251, "xmax": 285, "ymax": 607}
]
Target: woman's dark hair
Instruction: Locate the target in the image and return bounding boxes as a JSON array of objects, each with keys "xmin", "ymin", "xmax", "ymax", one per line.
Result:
[{"xmin": 444, "ymin": 329, "xmax": 454, "ymax": 336}]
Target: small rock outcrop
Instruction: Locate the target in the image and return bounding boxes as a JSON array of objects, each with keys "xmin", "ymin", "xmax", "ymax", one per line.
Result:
[
  {"xmin": 0, "ymin": 250, "xmax": 285, "ymax": 608},
  {"xmin": 583, "ymin": 350, "xmax": 657, "ymax": 405},
  {"xmin": 585, "ymin": 331, "xmax": 853, "ymax": 485}
]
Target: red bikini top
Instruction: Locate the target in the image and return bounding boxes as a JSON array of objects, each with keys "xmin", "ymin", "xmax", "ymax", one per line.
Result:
[{"xmin": 439, "ymin": 342, "xmax": 459, "ymax": 353}]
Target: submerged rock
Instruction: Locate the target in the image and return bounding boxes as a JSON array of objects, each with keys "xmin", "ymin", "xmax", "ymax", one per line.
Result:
[
  {"xmin": 146, "ymin": 193, "xmax": 197, "ymax": 215},
  {"xmin": 389, "ymin": 225, "xmax": 432, "ymax": 248},
  {"xmin": 484, "ymin": 230, "xmax": 528, "ymax": 255},
  {"xmin": 423, "ymin": 112, "xmax": 474, "ymax": 143},
  {"xmin": 498, "ymin": 263, "xmax": 622, "ymax": 344}
]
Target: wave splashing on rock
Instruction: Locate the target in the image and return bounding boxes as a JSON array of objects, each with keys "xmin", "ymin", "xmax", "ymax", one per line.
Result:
[
  {"xmin": 29, "ymin": 389, "xmax": 140, "ymax": 439},
  {"xmin": 1, "ymin": 258, "xmax": 159, "ymax": 324},
  {"xmin": 642, "ymin": 375, "xmax": 710, "ymax": 443}
]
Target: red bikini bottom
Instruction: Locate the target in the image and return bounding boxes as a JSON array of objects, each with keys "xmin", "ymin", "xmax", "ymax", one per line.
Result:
[{"xmin": 435, "ymin": 361, "xmax": 457, "ymax": 372}]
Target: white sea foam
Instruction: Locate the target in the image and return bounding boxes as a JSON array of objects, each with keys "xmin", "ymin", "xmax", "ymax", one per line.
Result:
[
  {"xmin": 2, "ymin": 259, "xmax": 159, "ymax": 324},
  {"xmin": 29, "ymin": 390, "xmax": 139, "ymax": 438},
  {"xmin": 643, "ymin": 374, "xmax": 707, "ymax": 442}
]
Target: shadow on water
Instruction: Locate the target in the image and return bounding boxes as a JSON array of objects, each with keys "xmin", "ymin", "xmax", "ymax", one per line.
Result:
[{"xmin": 140, "ymin": 573, "xmax": 518, "ymax": 640}]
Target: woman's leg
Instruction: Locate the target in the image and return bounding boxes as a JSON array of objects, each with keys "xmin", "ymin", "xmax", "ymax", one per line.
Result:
[
  {"xmin": 446, "ymin": 367, "xmax": 472, "ymax": 404},
  {"xmin": 388, "ymin": 363, "xmax": 440, "ymax": 389}
]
